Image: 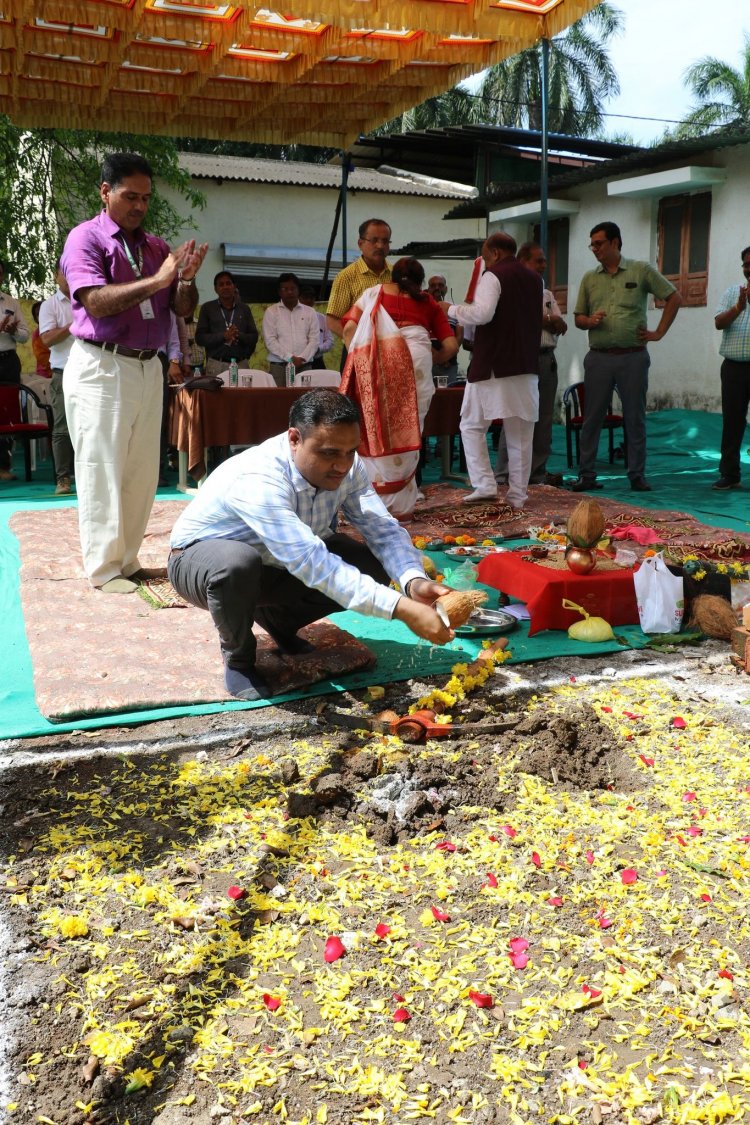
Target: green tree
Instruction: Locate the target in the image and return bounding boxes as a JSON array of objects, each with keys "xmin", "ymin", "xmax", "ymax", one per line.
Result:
[
  {"xmin": 372, "ymin": 2, "xmax": 623, "ymax": 138},
  {"xmin": 677, "ymin": 35, "xmax": 750, "ymax": 137},
  {"xmin": 0, "ymin": 119, "xmax": 205, "ymax": 296},
  {"xmin": 478, "ymin": 1, "xmax": 623, "ymax": 134}
]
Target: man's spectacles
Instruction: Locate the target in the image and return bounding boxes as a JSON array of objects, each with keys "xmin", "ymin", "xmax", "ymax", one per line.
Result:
[
  {"xmin": 361, "ymin": 237, "xmax": 391, "ymax": 245},
  {"xmin": 589, "ymin": 239, "xmax": 609, "ymax": 250}
]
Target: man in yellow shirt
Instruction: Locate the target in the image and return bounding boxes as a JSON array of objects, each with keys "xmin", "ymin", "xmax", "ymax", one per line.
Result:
[{"xmin": 326, "ymin": 218, "xmax": 393, "ymax": 343}]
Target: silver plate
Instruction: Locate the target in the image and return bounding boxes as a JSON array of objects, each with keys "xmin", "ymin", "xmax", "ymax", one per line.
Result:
[{"xmin": 453, "ymin": 607, "xmax": 518, "ymax": 636}]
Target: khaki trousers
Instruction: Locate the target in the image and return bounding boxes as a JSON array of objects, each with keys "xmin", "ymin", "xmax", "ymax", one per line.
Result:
[{"xmin": 64, "ymin": 340, "xmax": 163, "ymax": 586}]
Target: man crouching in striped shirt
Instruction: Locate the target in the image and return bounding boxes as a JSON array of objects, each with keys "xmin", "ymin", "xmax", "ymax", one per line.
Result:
[{"xmin": 168, "ymin": 389, "xmax": 453, "ymax": 700}]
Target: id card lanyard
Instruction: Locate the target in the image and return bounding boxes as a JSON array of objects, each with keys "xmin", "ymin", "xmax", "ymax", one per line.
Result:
[{"xmin": 120, "ymin": 235, "xmax": 155, "ymax": 320}]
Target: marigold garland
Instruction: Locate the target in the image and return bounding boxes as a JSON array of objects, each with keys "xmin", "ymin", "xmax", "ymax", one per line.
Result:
[{"xmin": 411, "ymin": 642, "xmax": 511, "ymax": 715}]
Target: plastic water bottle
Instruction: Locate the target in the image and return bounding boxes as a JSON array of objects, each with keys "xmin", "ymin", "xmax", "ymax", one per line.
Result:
[
  {"xmin": 192, "ymin": 365, "xmax": 201, "ymax": 381},
  {"xmin": 229, "ymin": 357, "xmax": 238, "ymax": 387},
  {"xmin": 285, "ymin": 359, "xmax": 296, "ymax": 387}
]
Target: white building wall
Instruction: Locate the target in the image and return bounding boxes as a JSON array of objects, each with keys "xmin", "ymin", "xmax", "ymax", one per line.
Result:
[
  {"xmin": 166, "ymin": 177, "xmax": 484, "ymax": 308},
  {"xmin": 490, "ymin": 144, "xmax": 750, "ymax": 414}
]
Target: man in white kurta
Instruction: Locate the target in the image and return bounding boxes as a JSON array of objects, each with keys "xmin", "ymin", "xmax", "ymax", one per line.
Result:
[{"xmin": 447, "ymin": 233, "xmax": 542, "ymax": 510}]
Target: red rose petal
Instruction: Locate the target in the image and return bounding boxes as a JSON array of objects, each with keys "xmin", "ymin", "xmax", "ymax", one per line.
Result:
[
  {"xmin": 393, "ymin": 992, "xmax": 405, "ymax": 1002},
  {"xmin": 374, "ymin": 923, "xmax": 391, "ymax": 939},
  {"xmin": 621, "ymin": 868, "xmax": 638, "ymax": 885},
  {"xmin": 484, "ymin": 872, "xmax": 498, "ymax": 889},
  {"xmin": 718, "ymin": 969, "xmax": 734, "ymax": 980},
  {"xmin": 531, "ymin": 851, "xmax": 542, "ymax": 868},
  {"xmin": 324, "ymin": 935, "xmax": 346, "ymax": 963},
  {"xmin": 682, "ymin": 791, "xmax": 697, "ymax": 803},
  {"xmin": 639, "ymin": 755, "xmax": 655, "ymax": 767},
  {"xmin": 548, "ymin": 896, "xmax": 564, "ymax": 908},
  {"xmin": 509, "ymin": 936, "xmax": 529, "ymax": 954},
  {"xmin": 674, "ymin": 835, "xmax": 688, "ymax": 847},
  {"xmin": 585, "ymin": 851, "xmax": 595, "ymax": 865},
  {"xmin": 227, "ymin": 885, "xmax": 247, "ymax": 901},
  {"xmin": 578, "ymin": 1059, "xmax": 588, "ymax": 1070},
  {"xmin": 393, "ymin": 1007, "xmax": 411, "ymax": 1022},
  {"xmin": 262, "ymin": 994, "xmax": 281, "ymax": 1011},
  {"xmin": 431, "ymin": 905, "xmax": 451, "ymax": 922},
  {"xmin": 687, "ymin": 826, "xmax": 702, "ymax": 837},
  {"xmin": 468, "ymin": 990, "xmax": 494, "ymax": 1008},
  {"xmin": 501, "ymin": 825, "xmax": 517, "ymax": 838},
  {"xmin": 700, "ymin": 893, "xmax": 712, "ymax": 902},
  {"xmin": 582, "ymin": 984, "xmax": 602, "ymax": 998},
  {"xmin": 598, "ymin": 916, "xmax": 613, "ymax": 929},
  {"xmin": 509, "ymin": 952, "xmax": 529, "ymax": 969},
  {"xmin": 671, "ymin": 717, "xmax": 687, "ymax": 729},
  {"xmin": 601, "ymin": 706, "xmax": 612, "ymax": 713},
  {"xmin": 435, "ymin": 841, "xmax": 457, "ymax": 853}
]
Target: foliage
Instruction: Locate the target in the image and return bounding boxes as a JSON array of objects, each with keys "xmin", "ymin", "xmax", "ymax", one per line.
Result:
[
  {"xmin": 677, "ymin": 34, "xmax": 750, "ymax": 137},
  {"xmin": 372, "ymin": 2, "xmax": 623, "ymax": 139},
  {"xmin": 176, "ymin": 136, "xmax": 336, "ymax": 164},
  {"xmin": 0, "ymin": 119, "xmax": 206, "ymax": 297}
]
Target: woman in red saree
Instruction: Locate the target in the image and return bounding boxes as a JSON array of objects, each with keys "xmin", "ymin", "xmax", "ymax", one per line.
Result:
[{"xmin": 340, "ymin": 257, "xmax": 457, "ymax": 518}]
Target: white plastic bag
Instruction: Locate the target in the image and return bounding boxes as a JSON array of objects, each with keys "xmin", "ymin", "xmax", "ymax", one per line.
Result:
[{"xmin": 633, "ymin": 556, "xmax": 684, "ymax": 634}]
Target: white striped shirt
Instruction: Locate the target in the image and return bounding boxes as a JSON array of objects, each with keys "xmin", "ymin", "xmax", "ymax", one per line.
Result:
[{"xmin": 170, "ymin": 432, "xmax": 425, "ymax": 618}]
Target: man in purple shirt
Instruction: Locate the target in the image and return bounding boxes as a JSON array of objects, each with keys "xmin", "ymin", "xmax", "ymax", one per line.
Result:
[{"xmin": 61, "ymin": 152, "xmax": 207, "ymax": 593}]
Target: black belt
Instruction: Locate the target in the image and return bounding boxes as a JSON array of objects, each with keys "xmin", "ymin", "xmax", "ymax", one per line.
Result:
[
  {"xmin": 539, "ymin": 346, "xmax": 556, "ymax": 354},
  {"xmin": 86, "ymin": 340, "xmax": 158, "ymax": 361},
  {"xmin": 591, "ymin": 346, "xmax": 645, "ymax": 355}
]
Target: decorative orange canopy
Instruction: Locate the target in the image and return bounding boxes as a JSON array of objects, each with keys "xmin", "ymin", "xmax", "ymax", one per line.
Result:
[{"xmin": 1, "ymin": 0, "xmax": 600, "ymax": 146}]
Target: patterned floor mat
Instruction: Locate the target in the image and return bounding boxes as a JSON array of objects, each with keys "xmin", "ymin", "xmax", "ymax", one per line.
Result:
[{"xmin": 10, "ymin": 503, "xmax": 375, "ymax": 722}]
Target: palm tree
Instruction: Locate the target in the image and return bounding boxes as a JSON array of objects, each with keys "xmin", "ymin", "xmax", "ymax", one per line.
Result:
[
  {"xmin": 677, "ymin": 35, "xmax": 750, "ymax": 136},
  {"xmin": 477, "ymin": 1, "xmax": 623, "ymax": 135},
  {"xmin": 371, "ymin": 2, "xmax": 622, "ymax": 138}
]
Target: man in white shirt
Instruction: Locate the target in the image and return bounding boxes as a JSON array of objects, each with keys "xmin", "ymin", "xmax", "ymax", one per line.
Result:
[
  {"xmin": 38, "ymin": 263, "xmax": 75, "ymax": 494},
  {"xmin": 0, "ymin": 257, "xmax": 30, "ymax": 481},
  {"xmin": 299, "ymin": 284, "xmax": 334, "ymax": 368},
  {"xmin": 168, "ymin": 389, "xmax": 452, "ymax": 700},
  {"xmin": 262, "ymin": 273, "xmax": 320, "ymax": 387}
]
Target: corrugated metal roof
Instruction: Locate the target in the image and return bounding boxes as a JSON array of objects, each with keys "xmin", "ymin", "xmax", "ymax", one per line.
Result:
[
  {"xmin": 180, "ymin": 153, "xmax": 470, "ymax": 200},
  {"xmin": 445, "ymin": 127, "xmax": 750, "ymax": 219}
]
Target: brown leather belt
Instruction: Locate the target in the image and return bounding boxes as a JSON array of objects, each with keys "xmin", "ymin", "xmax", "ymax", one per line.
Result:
[
  {"xmin": 86, "ymin": 340, "xmax": 158, "ymax": 361},
  {"xmin": 591, "ymin": 346, "xmax": 645, "ymax": 355}
]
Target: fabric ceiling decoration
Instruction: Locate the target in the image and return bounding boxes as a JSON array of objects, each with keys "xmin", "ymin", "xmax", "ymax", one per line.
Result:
[{"xmin": 1, "ymin": 0, "xmax": 600, "ymax": 146}]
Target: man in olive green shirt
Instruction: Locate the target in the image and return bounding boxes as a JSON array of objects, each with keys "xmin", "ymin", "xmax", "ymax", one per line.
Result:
[
  {"xmin": 571, "ymin": 220, "xmax": 681, "ymax": 492},
  {"xmin": 326, "ymin": 218, "xmax": 392, "ymax": 341}
]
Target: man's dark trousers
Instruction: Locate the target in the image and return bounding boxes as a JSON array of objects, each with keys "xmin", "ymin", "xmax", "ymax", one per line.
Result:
[{"xmin": 168, "ymin": 533, "xmax": 389, "ymax": 672}]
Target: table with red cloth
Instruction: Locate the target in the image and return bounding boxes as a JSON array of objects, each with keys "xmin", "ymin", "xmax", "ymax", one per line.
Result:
[
  {"xmin": 169, "ymin": 385, "xmax": 465, "ymax": 490},
  {"xmin": 477, "ymin": 551, "xmax": 639, "ymax": 636}
]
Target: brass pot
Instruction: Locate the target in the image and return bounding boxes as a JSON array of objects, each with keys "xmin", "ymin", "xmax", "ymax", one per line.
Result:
[{"xmin": 565, "ymin": 546, "xmax": 597, "ymax": 575}]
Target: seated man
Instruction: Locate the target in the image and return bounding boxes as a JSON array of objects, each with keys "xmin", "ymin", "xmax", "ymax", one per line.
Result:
[
  {"xmin": 299, "ymin": 284, "xmax": 334, "ymax": 369},
  {"xmin": 196, "ymin": 270, "xmax": 258, "ymax": 380},
  {"xmin": 262, "ymin": 272, "xmax": 320, "ymax": 387},
  {"xmin": 168, "ymin": 389, "xmax": 452, "ymax": 700},
  {"xmin": 427, "ymin": 274, "xmax": 463, "ymax": 385}
]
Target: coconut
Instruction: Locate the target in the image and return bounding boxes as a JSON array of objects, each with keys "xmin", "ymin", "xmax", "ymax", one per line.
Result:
[
  {"xmin": 437, "ymin": 589, "xmax": 488, "ymax": 627},
  {"xmin": 566, "ymin": 498, "xmax": 606, "ymax": 548},
  {"xmin": 688, "ymin": 594, "xmax": 737, "ymax": 640}
]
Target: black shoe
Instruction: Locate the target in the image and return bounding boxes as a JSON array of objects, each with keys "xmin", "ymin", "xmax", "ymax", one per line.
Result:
[
  {"xmin": 569, "ymin": 477, "xmax": 602, "ymax": 492},
  {"xmin": 255, "ymin": 609, "xmax": 316, "ymax": 655},
  {"xmin": 630, "ymin": 477, "xmax": 652, "ymax": 492},
  {"xmin": 544, "ymin": 472, "xmax": 564, "ymax": 487},
  {"xmin": 712, "ymin": 477, "xmax": 741, "ymax": 491},
  {"xmin": 224, "ymin": 666, "xmax": 270, "ymax": 701}
]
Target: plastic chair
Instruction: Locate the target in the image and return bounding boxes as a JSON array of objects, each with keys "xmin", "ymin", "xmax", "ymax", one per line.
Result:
[
  {"xmin": 0, "ymin": 384, "xmax": 55, "ymax": 481},
  {"xmin": 562, "ymin": 381, "xmax": 625, "ymax": 469}
]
